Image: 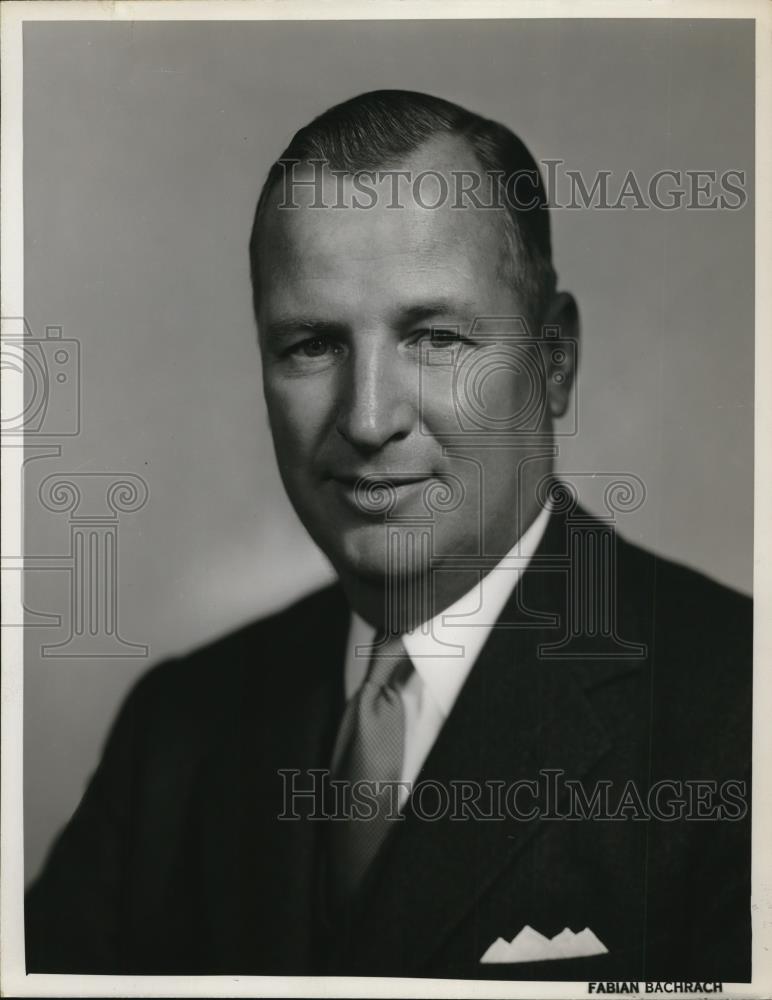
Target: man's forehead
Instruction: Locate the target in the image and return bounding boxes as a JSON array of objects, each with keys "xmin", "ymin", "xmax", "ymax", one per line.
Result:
[{"xmin": 256, "ymin": 133, "xmax": 513, "ymax": 281}]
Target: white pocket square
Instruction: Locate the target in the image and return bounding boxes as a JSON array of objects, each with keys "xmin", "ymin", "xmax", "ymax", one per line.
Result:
[{"xmin": 480, "ymin": 924, "xmax": 609, "ymax": 964}]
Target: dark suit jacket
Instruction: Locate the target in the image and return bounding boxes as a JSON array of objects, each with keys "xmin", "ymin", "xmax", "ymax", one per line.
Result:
[{"xmin": 25, "ymin": 505, "xmax": 752, "ymax": 980}]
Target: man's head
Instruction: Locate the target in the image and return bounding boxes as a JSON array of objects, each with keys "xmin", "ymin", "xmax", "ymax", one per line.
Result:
[{"xmin": 250, "ymin": 90, "xmax": 578, "ymax": 626}]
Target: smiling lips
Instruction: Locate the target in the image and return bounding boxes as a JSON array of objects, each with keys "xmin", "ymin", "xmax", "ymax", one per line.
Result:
[
  {"xmin": 332, "ymin": 473, "xmax": 432, "ymax": 489},
  {"xmin": 330, "ymin": 473, "xmax": 435, "ymax": 511}
]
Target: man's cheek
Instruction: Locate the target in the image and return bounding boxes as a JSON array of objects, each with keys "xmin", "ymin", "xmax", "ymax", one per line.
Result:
[
  {"xmin": 267, "ymin": 389, "xmax": 319, "ymax": 447},
  {"xmin": 419, "ymin": 373, "xmax": 467, "ymax": 435},
  {"xmin": 421, "ymin": 360, "xmax": 524, "ymax": 435}
]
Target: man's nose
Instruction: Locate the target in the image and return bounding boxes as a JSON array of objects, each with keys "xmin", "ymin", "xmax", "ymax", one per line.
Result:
[{"xmin": 336, "ymin": 339, "xmax": 416, "ymax": 453}]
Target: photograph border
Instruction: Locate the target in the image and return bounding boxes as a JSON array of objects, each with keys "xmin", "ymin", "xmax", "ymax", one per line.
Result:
[{"xmin": 2, "ymin": 1, "xmax": 770, "ymax": 997}]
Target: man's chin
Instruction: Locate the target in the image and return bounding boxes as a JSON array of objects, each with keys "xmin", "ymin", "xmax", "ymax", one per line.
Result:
[{"xmin": 326, "ymin": 522, "xmax": 432, "ymax": 588}]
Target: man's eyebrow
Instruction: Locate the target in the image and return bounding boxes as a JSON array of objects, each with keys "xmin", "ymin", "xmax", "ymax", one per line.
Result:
[
  {"xmin": 263, "ymin": 302, "xmax": 470, "ymax": 338},
  {"xmin": 263, "ymin": 318, "xmax": 348, "ymax": 338},
  {"xmin": 397, "ymin": 301, "xmax": 471, "ymax": 325}
]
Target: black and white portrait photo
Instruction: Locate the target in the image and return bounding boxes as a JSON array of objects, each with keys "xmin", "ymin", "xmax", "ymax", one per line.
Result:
[{"xmin": 1, "ymin": 4, "xmax": 770, "ymax": 998}]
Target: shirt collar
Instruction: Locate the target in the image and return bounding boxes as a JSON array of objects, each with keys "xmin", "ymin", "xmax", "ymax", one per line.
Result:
[{"xmin": 344, "ymin": 502, "xmax": 552, "ymax": 715}]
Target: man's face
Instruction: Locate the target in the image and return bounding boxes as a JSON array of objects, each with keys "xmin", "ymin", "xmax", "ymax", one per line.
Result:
[{"xmin": 256, "ymin": 136, "xmax": 565, "ymax": 594}]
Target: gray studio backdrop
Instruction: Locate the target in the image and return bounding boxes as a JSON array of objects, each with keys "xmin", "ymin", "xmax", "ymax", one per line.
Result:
[{"xmin": 22, "ymin": 19, "xmax": 754, "ymax": 883}]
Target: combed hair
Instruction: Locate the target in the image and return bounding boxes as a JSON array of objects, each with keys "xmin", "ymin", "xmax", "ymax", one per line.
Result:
[{"xmin": 249, "ymin": 89, "xmax": 556, "ymax": 329}]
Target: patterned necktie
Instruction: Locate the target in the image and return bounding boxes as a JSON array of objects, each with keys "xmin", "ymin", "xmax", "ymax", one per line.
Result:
[{"xmin": 327, "ymin": 633, "xmax": 413, "ymax": 907}]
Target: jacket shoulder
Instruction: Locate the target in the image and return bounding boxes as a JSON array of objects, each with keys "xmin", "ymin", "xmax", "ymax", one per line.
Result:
[
  {"xmin": 614, "ymin": 530, "xmax": 752, "ymax": 636},
  {"xmin": 110, "ymin": 582, "xmax": 347, "ymax": 758},
  {"xmin": 613, "ymin": 531, "xmax": 752, "ymax": 759}
]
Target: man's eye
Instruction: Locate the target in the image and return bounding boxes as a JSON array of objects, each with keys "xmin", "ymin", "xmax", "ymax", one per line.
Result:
[
  {"xmin": 416, "ymin": 328, "xmax": 474, "ymax": 347},
  {"xmin": 412, "ymin": 328, "xmax": 462, "ymax": 346},
  {"xmin": 301, "ymin": 337, "xmax": 329, "ymax": 357},
  {"xmin": 430, "ymin": 329, "xmax": 460, "ymax": 346},
  {"xmin": 289, "ymin": 336, "xmax": 340, "ymax": 359}
]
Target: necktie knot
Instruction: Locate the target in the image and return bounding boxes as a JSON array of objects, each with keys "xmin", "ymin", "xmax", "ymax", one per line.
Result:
[{"xmin": 362, "ymin": 634, "xmax": 412, "ymax": 693}]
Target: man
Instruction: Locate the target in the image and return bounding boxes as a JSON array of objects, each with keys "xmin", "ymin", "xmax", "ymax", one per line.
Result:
[{"xmin": 26, "ymin": 90, "xmax": 752, "ymax": 981}]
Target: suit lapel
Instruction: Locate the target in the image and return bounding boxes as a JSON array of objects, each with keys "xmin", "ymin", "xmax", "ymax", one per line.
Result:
[{"xmin": 334, "ymin": 507, "xmax": 644, "ymax": 976}]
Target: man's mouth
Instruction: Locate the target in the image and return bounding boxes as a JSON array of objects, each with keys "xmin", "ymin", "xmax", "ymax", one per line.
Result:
[
  {"xmin": 329, "ymin": 473, "xmax": 436, "ymax": 513},
  {"xmin": 332, "ymin": 473, "xmax": 434, "ymax": 488}
]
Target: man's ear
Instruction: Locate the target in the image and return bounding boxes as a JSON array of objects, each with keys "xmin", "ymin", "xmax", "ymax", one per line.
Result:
[{"xmin": 542, "ymin": 291, "xmax": 580, "ymax": 419}]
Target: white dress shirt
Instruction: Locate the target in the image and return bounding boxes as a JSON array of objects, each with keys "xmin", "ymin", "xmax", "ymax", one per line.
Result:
[{"xmin": 343, "ymin": 503, "xmax": 552, "ymax": 806}]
